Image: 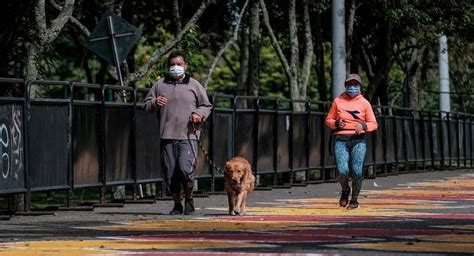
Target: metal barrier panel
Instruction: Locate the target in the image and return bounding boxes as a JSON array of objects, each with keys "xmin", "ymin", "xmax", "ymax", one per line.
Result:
[
  {"xmin": 195, "ymin": 123, "xmax": 210, "ymax": 177},
  {"xmin": 212, "ymin": 110, "xmax": 232, "ymax": 177},
  {"xmin": 422, "ymin": 120, "xmax": 431, "ymax": 161},
  {"xmin": 73, "ymin": 104, "xmax": 100, "ymax": 187},
  {"xmin": 465, "ymin": 120, "xmax": 471, "ymax": 162},
  {"xmin": 322, "ymin": 122, "xmax": 336, "ymax": 169},
  {"xmin": 134, "ymin": 107, "xmax": 162, "ymax": 182},
  {"xmin": 414, "ymin": 119, "xmax": 424, "ymax": 162},
  {"xmin": 0, "ymin": 103, "xmax": 25, "ymax": 193},
  {"xmin": 374, "ymin": 116, "xmax": 385, "ymax": 164},
  {"xmin": 385, "ymin": 117, "xmax": 396, "ymax": 163},
  {"xmin": 276, "ymin": 112, "xmax": 290, "ymax": 172},
  {"xmin": 441, "ymin": 120, "xmax": 449, "ymax": 160},
  {"xmin": 235, "ymin": 111, "xmax": 255, "ymax": 164},
  {"xmin": 471, "ymin": 121, "xmax": 474, "ymax": 165},
  {"xmin": 308, "ymin": 113, "xmax": 322, "ymax": 169},
  {"xmin": 257, "ymin": 112, "xmax": 275, "ymax": 174},
  {"xmin": 364, "ymin": 132, "xmax": 375, "ymax": 165},
  {"xmin": 450, "ymin": 120, "xmax": 460, "ymax": 161},
  {"xmin": 395, "ymin": 118, "xmax": 405, "ymax": 163},
  {"xmin": 432, "ymin": 120, "xmax": 442, "ymax": 161},
  {"xmin": 28, "ymin": 104, "xmax": 70, "ymax": 190},
  {"xmin": 459, "ymin": 119, "xmax": 466, "ymax": 161},
  {"xmin": 403, "ymin": 119, "xmax": 416, "ymax": 161},
  {"xmin": 104, "ymin": 106, "xmax": 133, "ymax": 184},
  {"xmin": 292, "ymin": 113, "xmax": 307, "ymax": 170}
]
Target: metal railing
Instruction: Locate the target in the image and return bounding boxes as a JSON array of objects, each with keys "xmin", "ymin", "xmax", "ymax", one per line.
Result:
[{"xmin": 0, "ymin": 78, "xmax": 472, "ymax": 210}]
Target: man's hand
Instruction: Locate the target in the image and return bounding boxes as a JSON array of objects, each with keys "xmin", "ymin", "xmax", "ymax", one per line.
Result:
[
  {"xmin": 336, "ymin": 118, "xmax": 346, "ymax": 129},
  {"xmin": 190, "ymin": 113, "xmax": 202, "ymax": 124},
  {"xmin": 355, "ymin": 123, "xmax": 364, "ymax": 134},
  {"xmin": 156, "ymin": 96, "xmax": 167, "ymax": 107}
]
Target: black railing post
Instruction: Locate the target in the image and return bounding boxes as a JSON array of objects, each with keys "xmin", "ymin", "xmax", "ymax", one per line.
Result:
[
  {"xmin": 456, "ymin": 113, "xmax": 461, "ymax": 167},
  {"xmin": 321, "ymin": 102, "xmax": 328, "ymax": 181},
  {"xmin": 469, "ymin": 115, "xmax": 474, "ymax": 167},
  {"xmin": 447, "ymin": 112, "xmax": 452, "ymax": 168},
  {"xmin": 419, "ymin": 110, "xmax": 426, "ymax": 171},
  {"xmin": 391, "ymin": 107, "xmax": 399, "ymax": 174},
  {"xmin": 131, "ymin": 88, "xmax": 138, "ymax": 200},
  {"xmin": 99, "ymin": 85, "xmax": 107, "ymax": 204},
  {"xmin": 381, "ymin": 106, "xmax": 388, "ymax": 175},
  {"xmin": 66, "ymin": 82, "xmax": 73, "ymax": 207},
  {"xmin": 428, "ymin": 111, "xmax": 435, "ymax": 170},
  {"xmin": 232, "ymin": 96, "xmax": 237, "ymax": 158},
  {"xmin": 273, "ymin": 98, "xmax": 279, "ymax": 186},
  {"xmin": 209, "ymin": 94, "xmax": 216, "ymax": 192},
  {"xmin": 439, "ymin": 111, "xmax": 446, "ymax": 169},
  {"xmin": 23, "ymin": 80, "xmax": 32, "ymax": 212},
  {"xmin": 253, "ymin": 97, "xmax": 260, "ymax": 178},
  {"xmin": 402, "ymin": 110, "xmax": 409, "ymax": 172},
  {"xmin": 411, "ymin": 109, "xmax": 417, "ymax": 171},
  {"xmin": 305, "ymin": 100, "xmax": 311, "ymax": 181},
  {"xmin": 288, "ymin": 101, "xmax": 294, "ymax": 185}
]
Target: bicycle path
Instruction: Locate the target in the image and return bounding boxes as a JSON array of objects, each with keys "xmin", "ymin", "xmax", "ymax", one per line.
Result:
[{"xmin": 0, "ymin": 169, "xmax": 473, "ymax": 255}]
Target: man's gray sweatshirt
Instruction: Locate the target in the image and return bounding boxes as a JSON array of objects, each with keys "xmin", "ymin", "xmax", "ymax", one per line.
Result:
[{"xmin": 144, "ymin": 75, "xmax": 212, "ymax": 140}]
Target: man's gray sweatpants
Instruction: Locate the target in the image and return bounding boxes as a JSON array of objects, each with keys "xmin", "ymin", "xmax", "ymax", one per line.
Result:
[{"xmin": 161, "ymin": 139, "xmax": 198, "ymax": 194}]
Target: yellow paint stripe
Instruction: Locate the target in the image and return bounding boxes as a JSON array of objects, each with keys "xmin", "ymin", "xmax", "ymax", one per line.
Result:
[
  {"xmin": 414, "ymin": 234, "xmax": 474, "ymax": 242},
  {"xmin": 0, "ymin": 240, "xmax": 258, "ymax": 256},
  {"xmin": 339, "ymin": 241, "xmax": 474, "ymax": 253},
  {"xmin": 100, "ymin": 219, "xmax": 317, "ymax": 232}
]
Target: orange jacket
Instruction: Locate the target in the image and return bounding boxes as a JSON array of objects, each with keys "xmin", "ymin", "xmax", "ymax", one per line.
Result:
[{"xmin": 325, "ymin": 93, "xmax": 378, "ymax": 135}]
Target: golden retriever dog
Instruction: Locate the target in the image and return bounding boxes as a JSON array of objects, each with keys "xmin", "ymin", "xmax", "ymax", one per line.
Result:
[{"xmin": 224, "ymin": 156, "xmax": 255, "ymax": 216}]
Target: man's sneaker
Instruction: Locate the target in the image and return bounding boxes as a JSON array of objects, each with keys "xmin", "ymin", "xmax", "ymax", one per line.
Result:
[
  {"xmin": 339, "ymin": 190, "xmax": 350, "ymax": 207},
  {"xmin": 346, "ymin": 200, "xmax": 359, "ymax": 210},
  {"xmin": 184, "ymin": 198, "xmax": 195, "ymax": 215},
  {"xmin": 169, "ymin": 203, "xmax": 183, "ymax": 215}
]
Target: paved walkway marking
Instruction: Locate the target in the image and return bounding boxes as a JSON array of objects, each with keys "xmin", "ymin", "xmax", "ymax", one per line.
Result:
[{"xmin": 1, "ymin": 173, "xmax": 473, "ymax": 255}]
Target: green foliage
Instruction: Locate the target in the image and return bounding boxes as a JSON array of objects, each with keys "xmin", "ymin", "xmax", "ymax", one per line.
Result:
[{"xmin": 135, "ymin": 25, "xmax": 207, "ymax": 88}]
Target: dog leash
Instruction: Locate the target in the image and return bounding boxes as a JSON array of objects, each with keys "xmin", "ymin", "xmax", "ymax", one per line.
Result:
[{"xmin": 192, "ymin": 123, "xmax": 225, "ymax": 174}]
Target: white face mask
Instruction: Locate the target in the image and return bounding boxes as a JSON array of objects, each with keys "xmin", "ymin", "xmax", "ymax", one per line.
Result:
[{"xmin": 169, "ymin": 65, "xmax": 185, "ymax": 78}]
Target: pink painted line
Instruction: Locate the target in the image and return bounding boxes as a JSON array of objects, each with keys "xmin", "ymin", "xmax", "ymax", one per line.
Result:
[
  {"xmin": 281, "ymin": 228, "xmax": 473, "ymax": 237},
  {"xmin": 121, "ymin": 233, "xmax": 352, "ymax": 243},
  {"xmin": 370, "ymin": 195, "xmax": 474, "ymax": 200},
  {"xmin": 403, "ymin": 186, "xmax": 474, "ymax": 191},
  {"xmin": 404, "ymin": 213, "xmax": 474, "ymax": 220},
  {"xmin": 122, "ymin": 228, "xmax": 471, "ymax": 242},
  {"xmin": 118, "ymin": 253, "xmax": 315, "ymax": 256}
]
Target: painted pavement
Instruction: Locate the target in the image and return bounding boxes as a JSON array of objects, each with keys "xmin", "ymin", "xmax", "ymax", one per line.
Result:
[{"xmin": 1, "ymin": 173, "xmax": 474, "ymax": 255}]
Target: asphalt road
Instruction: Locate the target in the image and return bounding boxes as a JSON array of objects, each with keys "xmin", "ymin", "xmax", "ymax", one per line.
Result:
[{"xmin": 1, "ymin": 169, "xmax": 474, "ymax": 255}]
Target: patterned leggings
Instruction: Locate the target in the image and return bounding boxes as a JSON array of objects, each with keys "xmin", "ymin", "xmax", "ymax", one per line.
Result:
[{"xmin": 334, "ymin": 139, "xmax": 366, "ymax": 202}]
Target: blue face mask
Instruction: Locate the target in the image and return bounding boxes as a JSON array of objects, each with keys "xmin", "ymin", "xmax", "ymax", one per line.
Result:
[{"xmin": 345, "ymin": 85, "xmax": 360, "ymax": 98}]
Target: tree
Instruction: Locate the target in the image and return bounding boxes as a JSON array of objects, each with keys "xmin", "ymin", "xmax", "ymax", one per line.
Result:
[{"xmin": 260, "ymin": 0, "xmax": 313, "ymax": 110}]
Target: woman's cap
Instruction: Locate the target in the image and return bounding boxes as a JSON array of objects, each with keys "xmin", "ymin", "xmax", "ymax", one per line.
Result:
[{"xmin": 345, "ymin": 73, "xmax": 362, "ymax": 85}]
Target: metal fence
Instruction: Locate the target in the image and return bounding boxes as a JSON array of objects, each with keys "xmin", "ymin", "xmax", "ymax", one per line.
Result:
[{"xmin": 0, "ymin": 78, "xmax": 473, "ymax": 203}]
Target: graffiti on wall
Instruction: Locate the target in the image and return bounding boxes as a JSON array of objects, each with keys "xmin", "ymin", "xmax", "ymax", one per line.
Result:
[{"xmin": 0, "ymin": 105, "xmax": 23, "ymax": 189}]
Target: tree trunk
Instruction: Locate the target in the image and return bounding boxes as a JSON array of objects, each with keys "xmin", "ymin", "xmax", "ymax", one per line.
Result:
[
  {"xmin": 173, "ymin": 0, "xmax": 182, "ymax": 35},
  {"xmin": 238, "ymin": 25, "xmax": 249, "ymax": 95},
  {"xmin": 346, "ymin": 0, "xmax": 357, "ymax": 74},
  {"xmin": 247, "ymin": 0, "xmax": 260, "ymax": 96},
  {"xmin": 314, "ymin": 11, "xmax": 327, "ymax": 101},
  {"xmin": 408, "ymin": 46, "xmax": 426, "ymax": 110}
]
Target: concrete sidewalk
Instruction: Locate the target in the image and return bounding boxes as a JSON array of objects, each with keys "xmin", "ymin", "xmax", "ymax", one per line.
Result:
[{"xmin": 0, "ymin": 169, "xmax": 474, "ymax": 255}]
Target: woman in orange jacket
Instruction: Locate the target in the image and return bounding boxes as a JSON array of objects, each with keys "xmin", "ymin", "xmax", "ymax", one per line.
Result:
[{"xmin": 325, "ymin": 74, "xmax": 378, "ymax": 210}]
